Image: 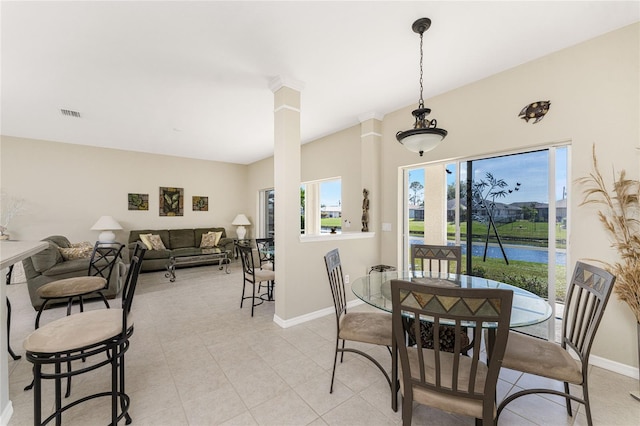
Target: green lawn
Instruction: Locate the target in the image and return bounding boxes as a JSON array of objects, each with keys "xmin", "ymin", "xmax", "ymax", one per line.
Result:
[
  {"xmin": 410, "ymin": 219, "xmax": 566, "ymax": 248},
  {"xmin": 321, "ymin": 217, "xmax": 342, "ymax": 228}
]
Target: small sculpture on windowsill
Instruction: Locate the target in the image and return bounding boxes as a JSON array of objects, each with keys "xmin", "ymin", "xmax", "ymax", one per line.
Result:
[
  {"xmin": 361, "ymin": 188, "xmax": 370, "ymax": 232},
  {"xmin": 330, "ymin": 227, "xmax": 337, "ymax": 234}
]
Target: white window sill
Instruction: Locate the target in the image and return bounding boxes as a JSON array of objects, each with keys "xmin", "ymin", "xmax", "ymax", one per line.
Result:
[{"xmin": 299, "ymin": 232, "xmax": 375, "ymax": 243}]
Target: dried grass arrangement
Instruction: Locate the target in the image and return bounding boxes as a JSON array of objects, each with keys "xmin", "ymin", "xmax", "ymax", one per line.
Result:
[{"xmin": 578, "ymin": 146, "xmax": 640, "ymax": 323}]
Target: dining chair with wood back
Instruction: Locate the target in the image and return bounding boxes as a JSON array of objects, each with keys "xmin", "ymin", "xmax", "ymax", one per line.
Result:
[
  {"xmin": 390, "ymin": 278, "xmax": 513, "ymax": 426},
  {"xmin": 323, "ymin": 248, "xmax": 392, "ymax": 393},
  {"xmin": 497, "ymin": 261, "xmax": 616, "ymax": 426}
]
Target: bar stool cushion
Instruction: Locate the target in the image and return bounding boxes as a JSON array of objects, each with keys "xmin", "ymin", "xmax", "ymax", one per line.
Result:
[
  {"xmin": 338, "ymin": 312, "xmax": 392, "ymax": 346},
  {"xmin": 36, "ymin": 276, "xmax": 106, "ymax": 299},
  {"xmin": 255, "ymin": 269, "xmax": 275, "ymax": 282},
  {"xmin": 261, "ymin": 262, "xmax": 274, "ymax": 271},
  {"xmin": 23, "ymin": 309, "xmax": 129, "ymax": 354}
]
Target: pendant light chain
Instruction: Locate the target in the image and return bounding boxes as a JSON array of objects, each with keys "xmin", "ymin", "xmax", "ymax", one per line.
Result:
[{"xmin": 418, "ymin": 31, "xmax": 424, "ymax": 109}]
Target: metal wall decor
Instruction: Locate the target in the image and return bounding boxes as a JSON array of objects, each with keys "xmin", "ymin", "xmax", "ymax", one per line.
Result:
[
  {"xmin": 519, "ymin": 100, "xmax": 551, "ymax": 123},
  {"xmin": 159, "ymin": 187, "xmax": 184, "ymax": 216}
]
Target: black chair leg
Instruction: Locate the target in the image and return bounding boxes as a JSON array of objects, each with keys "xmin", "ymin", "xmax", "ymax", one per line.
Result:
[{"xmin": 6, "ymin": 297, "xmax": 21, "ymax": 360}]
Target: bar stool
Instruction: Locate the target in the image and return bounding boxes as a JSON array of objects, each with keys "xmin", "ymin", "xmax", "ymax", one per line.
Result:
[{"xmin": 23, "ymin": 243, "xmax": 145, "ymax": 426}]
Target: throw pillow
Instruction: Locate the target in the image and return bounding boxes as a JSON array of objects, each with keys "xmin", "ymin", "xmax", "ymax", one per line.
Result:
[
  {"xmin": 70, "ymin": 241, "xmax": 93, "ymax": 249},
  {"xmin": 200, "ymin": 232, "xmax": 218, "ymax": 248},
  {"xmin": 58, "ymin": 245, "xmax": 94, "ymax": 260},
  {"xmin": 139, "ymin": 233, "xmax": 154, "ymax": 250},
  {"xmin": 148, "ymin": 234, "xmax": 166, "ymax": 251},
  {"xmin": 211, "ymin": 231, "xmax": 223, "ymax": 246}
]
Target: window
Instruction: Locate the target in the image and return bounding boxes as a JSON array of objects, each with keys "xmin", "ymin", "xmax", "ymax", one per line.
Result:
[
  {"xmin": 259, "ymin": 189, "xmax": 275, "ymax": 238},
  {"xmin": 301, "ymin": 178, "xmax": 341, "ymax": 235},
  {"xmin": 404, "ymin": 145, "xmax": 570, "ymax": 341}
]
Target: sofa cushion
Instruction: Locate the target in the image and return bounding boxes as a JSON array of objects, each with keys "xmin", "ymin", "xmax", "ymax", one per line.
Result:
[
  {"xmin": 169, "ymin": 229, "xmax": 195, "ymax": 249},
  {"xmin": 142, "ymin": 249, "xmax": 171, "ymax": 260},
  {"xmin": 42, "ymin": 258, "xmax": 90, "ymax": 277},
  {"xmin": 31, "ymin": 241, "xmax": 64, "ymax": 273}
]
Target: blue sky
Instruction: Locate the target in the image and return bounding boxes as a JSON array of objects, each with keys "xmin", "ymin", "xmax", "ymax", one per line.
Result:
[
  {"xmin": 320, "ymin": 179, "xmax": 342, "ymax": 207},
  {"xmin": 409, "ymin": 148, "xmax": 568, "ymax": 204},
  {"xmin": 319, "ymin": 148, "xmax": 568, "ymax": 207}
]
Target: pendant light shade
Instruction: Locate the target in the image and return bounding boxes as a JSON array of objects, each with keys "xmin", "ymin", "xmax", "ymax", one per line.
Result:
[{"xmin": 397, "ymin": 18, "xmax": 448, "ymax": 156}]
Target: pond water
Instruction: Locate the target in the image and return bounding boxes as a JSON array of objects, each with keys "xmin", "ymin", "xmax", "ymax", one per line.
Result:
[{"xmin": 409, "ymin": 239, "xmax": 566, "ymax": 265}]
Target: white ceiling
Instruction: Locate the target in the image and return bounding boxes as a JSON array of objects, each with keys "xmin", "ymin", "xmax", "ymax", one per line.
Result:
[{"xmin": 2, "ymin": 1, "xmax": 639, "ymax": 165}]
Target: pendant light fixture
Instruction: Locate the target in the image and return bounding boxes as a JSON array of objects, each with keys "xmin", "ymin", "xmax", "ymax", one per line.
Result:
[{"xmin": 396, "ymin": 18, "xmax": 447, "ymax": 156}]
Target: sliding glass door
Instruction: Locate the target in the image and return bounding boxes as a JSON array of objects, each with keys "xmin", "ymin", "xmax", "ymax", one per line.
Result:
[{"xmin": 404, "ymin": 145, "xmax": 569, "ymax": 340}]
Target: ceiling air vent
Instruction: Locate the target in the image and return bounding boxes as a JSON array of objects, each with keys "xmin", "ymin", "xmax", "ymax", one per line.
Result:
[{"xmin": 60, "ymin": 109, "xmax": 81, "ymax": 118}]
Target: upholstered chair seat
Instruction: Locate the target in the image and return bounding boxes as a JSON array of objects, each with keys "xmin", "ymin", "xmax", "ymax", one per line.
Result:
[
  {"xmin": 338, "ymin": 311, "xmax": 392, "ymax": 346},
  {"xmin": 324, "ymin": 248, "xmax": 392, "ymax": 394},
  {"xmin": 36, "ymin": 276, "xmax": 106, "ymax": 299},
  {"xmin": 501, "ymin": 331, "xmax": 582, "ymax": 384},
  {"xmin": 24, "ymin": 308, "xmax": 128, "ymax": 354},
  {"xmin": 496, "ymin": 261, "xmax": 616, "ymax": 426}
]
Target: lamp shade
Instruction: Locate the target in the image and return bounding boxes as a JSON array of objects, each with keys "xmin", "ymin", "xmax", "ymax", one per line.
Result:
[
  {"xmin": 232, "ymin": 214, "xmax": 251, "ymax": 226},
  {"xmin": 397, "ymin": 129, "xmax": 447, "ymax": 156},
  {"xmin": 91, "ymin": 216, "xmax": 122, "ymax": 243},
  {"xmin": 232, "ymin": 214, "xmax": 251, "ymax": 240}
]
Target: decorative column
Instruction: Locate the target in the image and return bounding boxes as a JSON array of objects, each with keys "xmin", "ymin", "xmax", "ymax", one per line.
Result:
[
  {"xmin": 269, "ymin": 76, "xmax": 304, "ymax": 320},
  {"xmin": 359, "ymin": 112, "xmax": 383, "ymax": 241}
]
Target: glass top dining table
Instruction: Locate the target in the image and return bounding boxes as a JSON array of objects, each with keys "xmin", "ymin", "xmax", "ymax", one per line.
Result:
[{"xmin": 351, "ymin": 270, "xmax": 553, "ymax": 329}]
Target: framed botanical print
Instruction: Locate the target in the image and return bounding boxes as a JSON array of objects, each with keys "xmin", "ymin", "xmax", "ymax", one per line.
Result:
[
  {"xmin": 159, "ymin": 187, "xmax": 184, "ymax": 216},
  {"xmin": 128, "ymin": 193, "xmax": 149, "ymax": 211},
  {"xmin": 192, "ymin": 196, "xmax": 208, "ymax": 211}
]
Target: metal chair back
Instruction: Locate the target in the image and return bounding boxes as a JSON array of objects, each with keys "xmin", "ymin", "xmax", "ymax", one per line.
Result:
[
  {"xmin": 411, "ymin": 244, "xmax": 461, "ymax": 275},
  {"xmin": 391, "ymin": 278, "xmax": 513, "ymax": 424}
]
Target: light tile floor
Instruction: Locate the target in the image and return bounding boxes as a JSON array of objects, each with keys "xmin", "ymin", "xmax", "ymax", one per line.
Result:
[{"xmin": 6, "ymin": 263, "xmax": 640, "ymax": 425}]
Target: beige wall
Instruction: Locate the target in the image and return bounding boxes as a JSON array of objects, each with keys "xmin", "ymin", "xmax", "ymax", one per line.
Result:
[
  {"xmin": 247, "ymin": 23, "xmax": 639, "ymax": 371},
  {"xmin": 0, "ymin": 136, "xmax": 249, "ymax": 243},
  {"xmin": 377, "ymin": 23, "xmax": 639, "ymax": 369},
  {"xmin": 246, "ymin": 124, "xmax": 379, "ymax": 320}
]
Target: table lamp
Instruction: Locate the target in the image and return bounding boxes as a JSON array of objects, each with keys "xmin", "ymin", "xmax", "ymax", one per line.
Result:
[
  {"xmin": 91, "ymin": 215, "xmax": 123, "ymax": 243},
  {"xmin": 232, "ymin": 214, "xmax": 251, "ymax": 240}
]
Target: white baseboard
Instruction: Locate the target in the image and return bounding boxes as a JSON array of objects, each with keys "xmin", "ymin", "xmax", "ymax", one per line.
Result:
[
  {"xmin": 273, "ymin": 302, "xmax": 640, "ymax": 382},
  {"xmin": 590, "ymin": 354, "xmax": 639, "ymax": 380},
  {"xmin": 1, "ymin": 400, "xmax": 13, "ymax": 426},
  {"xmin": 273, "ymin": 299, "xmax": 363, "ymax": 328}
]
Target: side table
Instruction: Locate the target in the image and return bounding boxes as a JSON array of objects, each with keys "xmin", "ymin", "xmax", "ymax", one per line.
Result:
[{"xmin": 233, "ymin": 239, "xmax": 253, "ymax": 259}]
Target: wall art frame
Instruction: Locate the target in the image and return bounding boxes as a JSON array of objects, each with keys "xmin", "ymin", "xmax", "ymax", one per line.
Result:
[
  {"xmin": 192, "ymin": 196, "xmax": 208, "ymax": 211},
  {"xmin": 128, "ymin": 193, "xmax": 149, "ymax": 211},
  {"xmin": 159, "ymin": 187, "xmax": 184, "ymax": 216}
]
